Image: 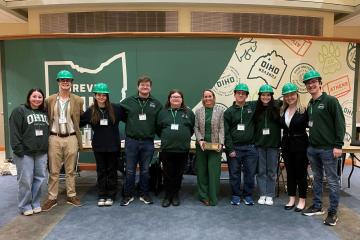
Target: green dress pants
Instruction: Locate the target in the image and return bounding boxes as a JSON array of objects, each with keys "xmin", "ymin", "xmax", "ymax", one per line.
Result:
[{"xmin": 196, "ymin": 146, "xmax": 222, "ymax": 206}]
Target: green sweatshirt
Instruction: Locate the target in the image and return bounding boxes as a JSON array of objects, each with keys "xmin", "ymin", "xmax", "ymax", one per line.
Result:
[
  {"xmin": 9, "ymin": 105, "xmax": 49, "ymax": 157},
  {"xmin": 157, "ymin": 107, "xmax": 195, "ymax": 152},
  {"xmin": 120, "ymin": 94, "xmax": 162, "ymax": 139},
  {"xmin": 307, "ymin": 92, "xmax": 345, "ymax": 149},
  {"xmin": 224, "ymin": 101, "xmax": 256, "ymax": 153},
  {"xmin": 254, "ymin": 105, "xmax": 281, "ymax": 148}
]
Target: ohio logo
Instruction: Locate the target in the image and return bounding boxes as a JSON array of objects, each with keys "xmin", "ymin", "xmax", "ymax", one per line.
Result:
[
  {"xmin": 213, "ymin": 66, "xmax": 240, "ymax": 96},
  {"xmin": 290, "ymin": 63, "xmax": 314, "ymax": 93},
  {"xmin": 346, "ymin": 42, "xmax": 356, "ymax": 71},
  {"xmin": 248, "ymin": 50, "xmax": 287, "ymax": 89}
]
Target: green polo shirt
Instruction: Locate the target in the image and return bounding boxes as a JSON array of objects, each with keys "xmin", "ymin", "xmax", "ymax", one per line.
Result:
[
  {"xmin": 224, "ymin": 101, "xmax": 256, "ymax": 153},
  {"xmin": 307, "ymin": 92, "xmax": 345, "ymax": 149},
  {"xmin": 120, "ymin": 94, "xmax": 162, "ymax": 139}
]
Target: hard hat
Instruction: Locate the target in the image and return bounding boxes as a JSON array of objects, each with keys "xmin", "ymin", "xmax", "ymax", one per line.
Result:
[
  {"xmin": 234, "ymin": 83, "xmax": 249, "ymax": 93},
  {"xmin": 303, "ymin": 70, "xmax": 322, "ymax": 83},
  {"xmin": 93, "ymin": 82, "xmax": 110, "ymax": 94},
  {"xmin": 282, "ymin": 83, "xmax": 298, "ymax": 95},
  {"xmin": 56, "ymin": 70, "xmax": 73, "ymax": 80},
  {"xmin": 258, "ymin": 84, "xmax": 274, "ymax": 94}
]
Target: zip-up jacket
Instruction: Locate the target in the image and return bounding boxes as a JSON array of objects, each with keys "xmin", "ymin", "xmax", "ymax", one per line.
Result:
[
  {"xmin": 120, "ymin": 94, "xmax": 162, "ymax": 139},
  {"xmin": 9, "ymin": 104, "xmax": 49, "ymax": 157},
  {"xmin": 255, "ymin": 105, "xmax": 281, "ymax": 148},
  {"xmin": 224, "ymin": 101, "xmax": 256, "ymax": 153},
  {"xmin": 307, "ymin": 92, "xmax": 345, "ymax": 149},
  {"xmin": 157, "ymin": 107, "xmax": 195, "ymax": 152}
]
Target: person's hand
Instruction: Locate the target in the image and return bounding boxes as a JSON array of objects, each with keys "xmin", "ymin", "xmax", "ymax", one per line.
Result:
[
  {"xmin": 199, "ymin": 140, "xmax": 205, "ymax": 151},
  {"xmin": 229, "ymin": 151, "xmax": 236, "ymax": 158},
  {"xmin": 333, "ymin": 148, "xmax": 342, "ymax": 158}
]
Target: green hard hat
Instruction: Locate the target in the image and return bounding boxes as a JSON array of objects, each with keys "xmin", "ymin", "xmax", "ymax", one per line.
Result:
[
  {"xmin": 93, "ymin": 82, "xmax": 110, "ymax": 94},
  {"xmin": 282, "ymin": 83, "xmax": 298, "ymax": 95},
  {"xmin": 258, "ymin": 84, "xmax": 274, "ymax": 94},
  {"xmin": 234, "ymin": 83, "xmax": 249, "ymax": 93},
  {"xmin": 56, "ymin": 70, "xmax": 73, "ymax": 80},
  {"xmin": 303, "ymin": 69, "xmax": 322, "ymax": 82}
]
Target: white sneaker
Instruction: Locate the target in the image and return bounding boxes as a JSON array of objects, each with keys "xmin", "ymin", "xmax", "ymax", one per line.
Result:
[
  {"xmin": 33, "ymin": 207, "xmax": 42, "ymax": 214},
  {"xmin": 258, "ymin": 196, "xmax": 266, "ymax": 205},
  {"xmin": 23, "ymin": 209, "xmax": 33, "ymax": 216},
  {"xmin": 104, "ymin": 198, "xmax": 113, "ymax": 206},
  {"xmin": 265, "ymin": 197, "xmax": 274, "ymax": 206},
  {"xmin": 97, "ymin": 198, "xmax": 106, "ymax": 207}
]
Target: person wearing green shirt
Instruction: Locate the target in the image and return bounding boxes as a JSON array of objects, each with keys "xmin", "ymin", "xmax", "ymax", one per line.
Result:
[
  {"xmin": 254, "ymin": 84, "xmax": 281, "ymax": 206},
  {"xmin": 194, "ymin": 89, "xmax": 224, "ymax": 206},
  {"xmin": 301, "ymin": 70, "xmax": 345, "ymax": 227},
  {"xmin": 157, "ymin": 89, "xmax": 195, "ymax": 207},
  {"xmin": 224, "ymin": 83, "xmax": 257, "ymax": 206},
  {"xmin": 120, "ymin": 75, "xmax": 162, "ymax": 206}
]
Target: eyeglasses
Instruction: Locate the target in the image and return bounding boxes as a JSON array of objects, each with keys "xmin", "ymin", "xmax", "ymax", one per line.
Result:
[
  {"xmin": 170, "ymin": 96, "xmax": 182, "ymax": 99},
  {"xmin": 58, "ymin": 79, "xmax": 73, "ymax": 83}
]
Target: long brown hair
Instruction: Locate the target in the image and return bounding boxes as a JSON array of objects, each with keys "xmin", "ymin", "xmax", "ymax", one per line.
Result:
[
  {"xmin": 90, "ymin": 94, "xmax": 116, "ymax": 125},
  {"xmin": 201, "ymin": 89, "xmax": 216, "ymax": 107}
]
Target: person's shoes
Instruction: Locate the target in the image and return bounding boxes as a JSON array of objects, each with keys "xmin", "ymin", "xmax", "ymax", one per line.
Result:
[
  {"xmin": 201, "ymin": 199, "xmax": 210, "ymax": 206},
  {"xmin": 104, "ymin": 198, "xmax": 113, "ymax": 206},
  {"xmin": 97, "ymin": 198, "xmax": 106, "ymax": 207},
  {"xmin": 67, "ymin": 196, "xmax": 82, "ymax": 207},
  {"xmin": 23, "ymin": 209, "xmax": 33, "ymax": 216},
  {"xmin": 33, "ymin": 207, "xmax": 42, "ymax": 214},
  {"xmin": 139, "ymin": 195, "xmax": 153, "ymax": 204},
  {"xmin": 244, "ymin": 196, "xmax": 255, "ymax": 206},
  {"xmin": 302, "ymin": 205, "xmax": 325, "ymax": 216},
  {"xmin": 120, "ymin": 196, "xmax": 134, "ymax": 206},
  {"xmin": 42, "ymin": 199, "xmax": 58, "ymax": 212},
  {"xmin": 257, "ymin": 196, "xmax": 266, "ymax": 205},
  {"xmin": 265, "ymin": 197, "xmax": 274, "ymax": 206},
  {"xmin": 284, "ymin": 204, "xmax": 295, "ymax": 210},
  {"xmin": 294, "ymin": 207, "xmax": 305, "ymax": 212},
  {"xmin": 161, "ymin": 197, "xmax": 171, "ymax": 208},
  {"xmin": 172, "ymin": 194, "xmax": 180, "ymax": 206},
  {"xmin": 230, "ymin": 195, "xmax": 241, "ymax": 206},
  {"xmin": 324, "ymin": 212, "xmax": 338, "ymax": 226}
]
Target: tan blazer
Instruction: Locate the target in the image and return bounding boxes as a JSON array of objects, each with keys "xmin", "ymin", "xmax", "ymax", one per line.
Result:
[
  {"xmin": 46, "ymin": 93, "xmax": 84, "ymax": 149},
  {"xmin": 194, "ymin": 105, "xmax": 224, "ymax": 145}
]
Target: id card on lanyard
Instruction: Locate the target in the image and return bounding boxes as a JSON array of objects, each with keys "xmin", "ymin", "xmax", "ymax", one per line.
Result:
[{"xmin": 138, "ymin": 98, "xmax": 149, "ymax": 121}]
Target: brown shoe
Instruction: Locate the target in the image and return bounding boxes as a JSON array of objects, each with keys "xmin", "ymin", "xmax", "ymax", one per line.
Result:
[
  {"xmin": 42, "ymin": 199, "xmax": 57, "ymax": 212},
  {"xmin": 67, "ymin": 196, "xmax": 82, "ymax": 207}
]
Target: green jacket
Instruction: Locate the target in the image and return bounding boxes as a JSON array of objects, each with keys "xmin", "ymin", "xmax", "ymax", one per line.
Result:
[
  {"xmin": 157, "ymin": 107, "xmax": 195, "ymax": 152},
  {"xmin": 120, "ymin": 94, "xmax": 162, "ymax": 139},
  {"xmin": 9, "ymin": 105, "xmax": 49, "ymax": 157},
  {"xmin": 254, "ymin": 104, "xmax": 281, "ymax": 148},
  {"xmin": 224, "ymin": 101, "xmax": 256, "ymax": 153},
  {"xmin": 307, "ymin": 92, "xmax": 345, "ymax": 149}
]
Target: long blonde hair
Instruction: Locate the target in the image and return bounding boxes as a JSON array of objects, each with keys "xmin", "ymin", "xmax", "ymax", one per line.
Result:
[{"xmin": 280, "ymin": 92, "xmax": 306, "ymax": 116}]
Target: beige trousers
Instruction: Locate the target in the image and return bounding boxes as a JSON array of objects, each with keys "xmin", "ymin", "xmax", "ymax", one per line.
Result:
[{"xmin": 47, "ymin": 135, "xmax": 79, "ymax": 200}]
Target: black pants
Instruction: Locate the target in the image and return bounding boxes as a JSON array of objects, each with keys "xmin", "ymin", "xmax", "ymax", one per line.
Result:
[
  {"xmin": 160, "ymin": 152, "xmax": 188, "ymax": 197},
  {"xmin": 283, "ymin": 150, "xmax": 308, "ymax": 198},
  {"xmin": 94, "ymin": 151, "xmax": 119, "ymax": 199}
]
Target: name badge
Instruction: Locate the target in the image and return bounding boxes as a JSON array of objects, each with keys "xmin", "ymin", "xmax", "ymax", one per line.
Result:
[
  {"xmin": 35, "ymin": 129, "xmax": 43, "ymax": 136},
  {"xmin": 308, "ymin": 121, "xmax": 313, "ymax": 127},
  {"xmin": 171, "ymin": 124, "xmax": 179, "ymax": 130},
  {"xmin": 139, "ymin": 114, "xmax": 147, "ymax": 121},
  {"xmin": 262, "ymin": 128, "xmax": 270, "ymax": 135},
  {"xmin": 237, "ymin": 124, "xmax": 245, "ymax": 131},
  {"xmin": 59, "ymin": 117, "xmax": 67, "ymax": 124},
  {"xmin": 100, "ymin": 119, "xmax": 108, "ymax": 126}
]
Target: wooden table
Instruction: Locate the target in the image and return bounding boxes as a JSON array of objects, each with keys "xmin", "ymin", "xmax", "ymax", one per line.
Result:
[{"xmin": 342, "ymin": 145, "xmax": 360, "ymax": 188}]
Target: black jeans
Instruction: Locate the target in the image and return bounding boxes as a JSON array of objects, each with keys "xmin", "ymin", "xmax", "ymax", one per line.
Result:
[
  {"xmin": 160, "ymin": 152, "xmax": 188, "ymax": 197},
  {"xmin": 283, "ymin": 150, "xmax": 308, "ymax": 198},
  {"xmin": 94, "ymin": 151, "xmax": 119, "ymax": 199}
]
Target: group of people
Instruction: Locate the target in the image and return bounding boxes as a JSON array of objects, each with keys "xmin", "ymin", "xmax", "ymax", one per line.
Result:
[{"xmin": 9, "ymin": 69, "xmax": 345, "ymax": 227}]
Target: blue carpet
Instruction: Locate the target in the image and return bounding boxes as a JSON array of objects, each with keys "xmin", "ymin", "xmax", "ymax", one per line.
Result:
[{"xmin": 0, "ymin": 176, "xmax": 19, "ymax": 228}]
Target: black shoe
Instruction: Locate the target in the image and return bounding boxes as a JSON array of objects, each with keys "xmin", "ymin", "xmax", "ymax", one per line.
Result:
[
  {"xmin": 284, "ymin": 204, "xmax": 295, "ymax": 210},
  {"xmin": 302, "ymin": 204, "xmax": 325, "ymax": 216},
  {"xmin": 120, "ymin": 196, "xmax": 134, "ymax": 206},
  {"xmin": 294, "ymin": 207, "xmax": 304, "ymax": 212},
  {"xmin": 161, "ymin": 197, "xmax": 171, "ymax": 207},
  {"xmin": 140, "ymin": 195, "xmax": 153, "ymax": 204},
  {"xmin": 172, "ymin": 194, "xmax": 180, "ymax": 206},
  {"xmin": 324, "ymin": 212, "xmax": 338, "ymax": 226}
]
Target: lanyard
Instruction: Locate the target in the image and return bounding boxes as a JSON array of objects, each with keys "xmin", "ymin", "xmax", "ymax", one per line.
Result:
[
  {"xmin": 57, "ymin": 97, "xmax": 69, "ymax": 117},
  {"xmin": 264, "ymin": 109, "xmax": 268, "ymax": 128},
  {"xmin": 137, "ymin": 98, "xmax": 149, "ymax": 114},
  {"xmin": 99, "ymin": 108, "xmax": 106, "ymax": 119},
  {"xmin": 240, "ymin": 107, "xmax": 243, "ymax": 124},
  {"xmin": 170, "ymin": 109, "xmax": 178, "ymax": 124}
]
